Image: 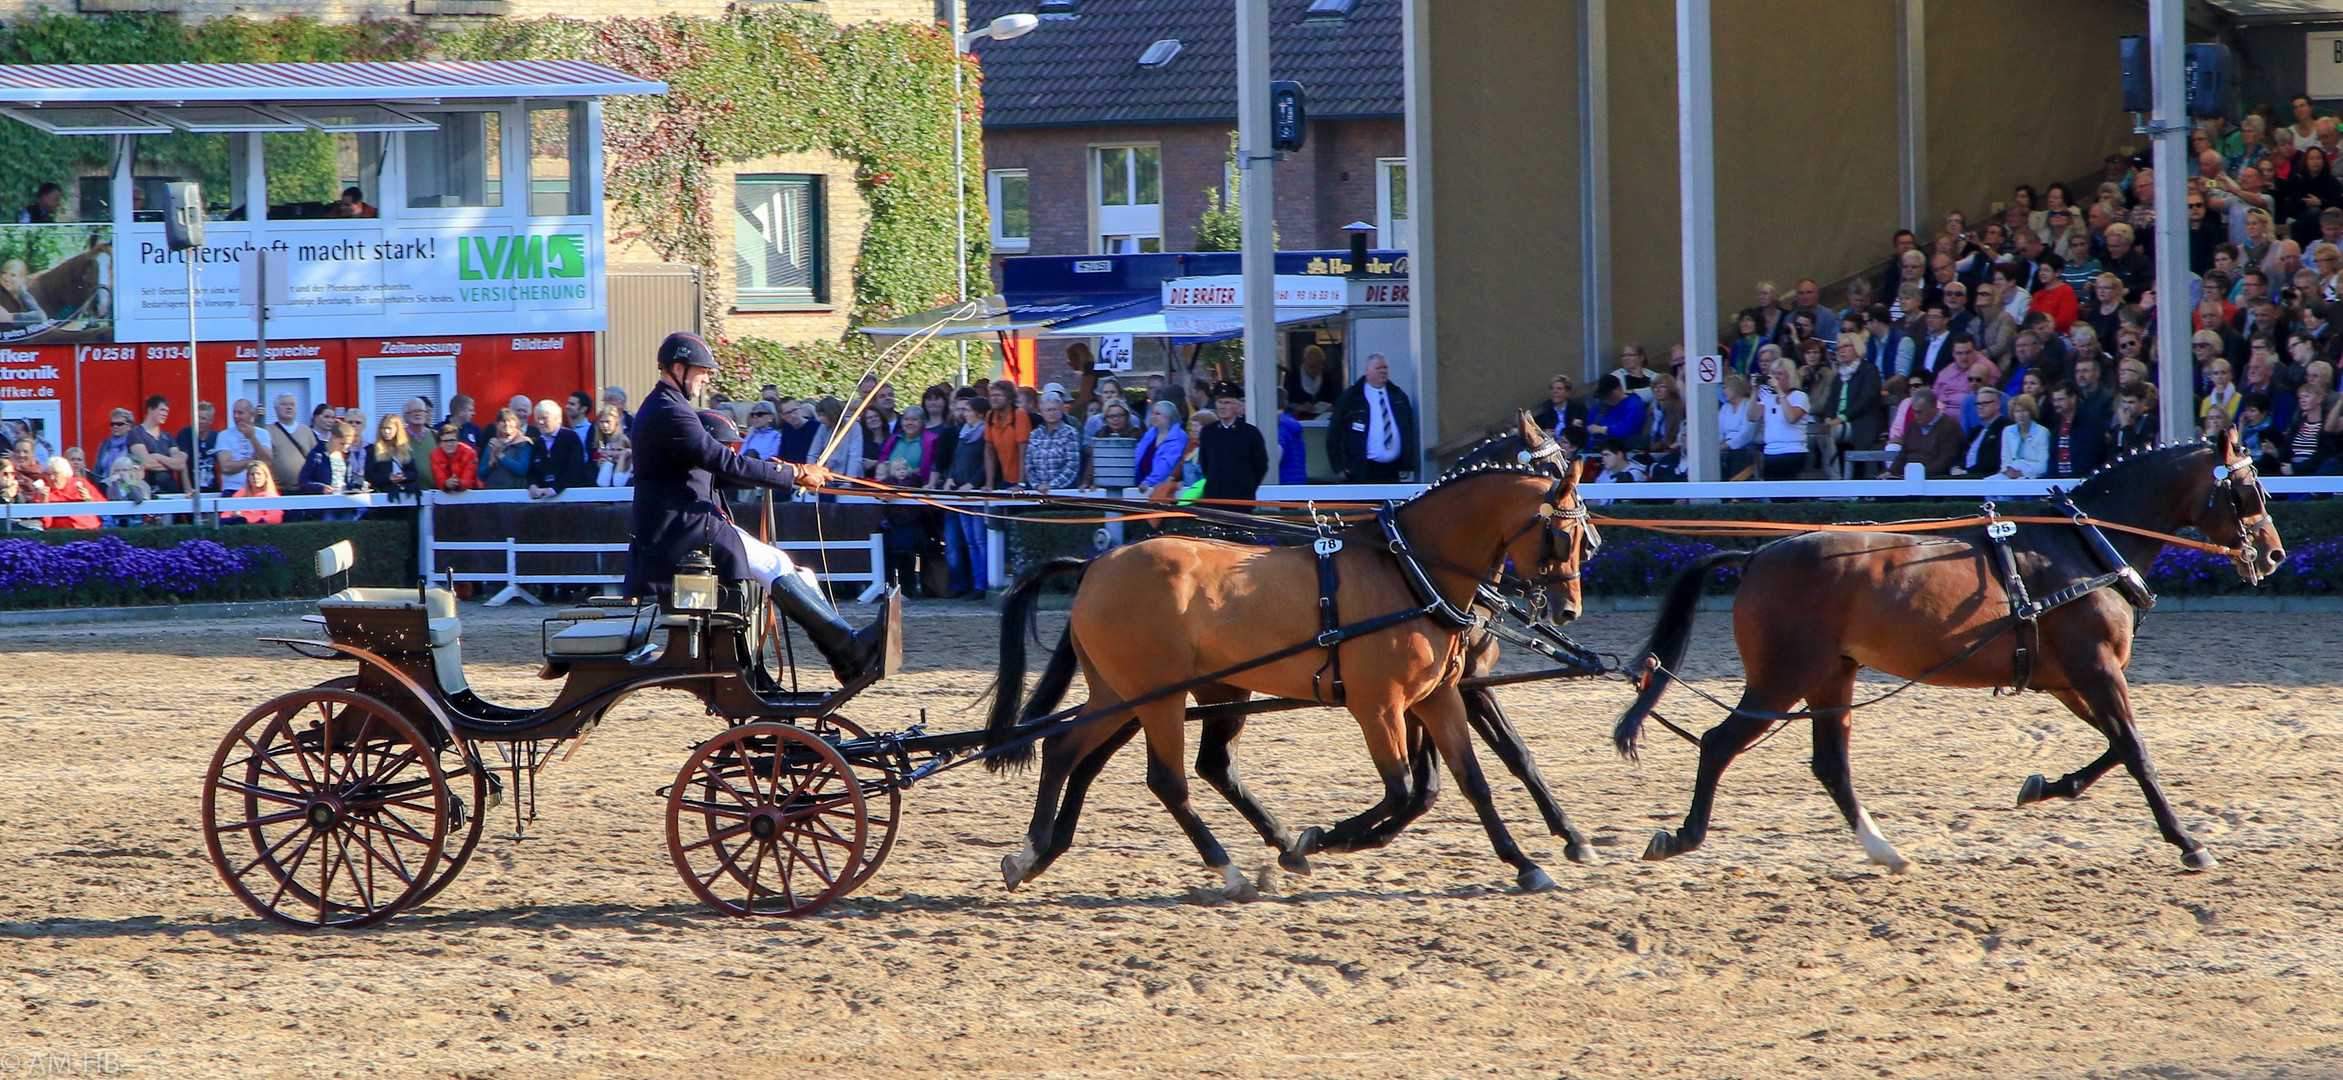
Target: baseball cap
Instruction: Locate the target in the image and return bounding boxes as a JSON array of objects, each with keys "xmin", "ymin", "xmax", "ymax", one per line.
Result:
[
  {"xmin": 659, "ymin": 331, "xmax": 716, "ymax": 369},
  {"xmin": 1041, "ymin": 381, "xmax": 1069, "ymax": 399}
]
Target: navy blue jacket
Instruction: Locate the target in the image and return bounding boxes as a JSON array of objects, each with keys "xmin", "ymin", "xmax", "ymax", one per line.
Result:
[{"xmin": 624, "ymin": 380, "xmax": 801, "ymax": 597}]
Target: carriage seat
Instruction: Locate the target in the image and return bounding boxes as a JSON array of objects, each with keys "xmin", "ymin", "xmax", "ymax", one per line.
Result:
[
  {"xmin": 545, "ymin": 605, "xmax": 662, "ymax": 658},
  {"xmin": 309, "ymin": 541, "xmax": 468, "ymax": 694},
  {"xmin": 319, "ymin": 586, "xmax": 462, "ymax": 648}
]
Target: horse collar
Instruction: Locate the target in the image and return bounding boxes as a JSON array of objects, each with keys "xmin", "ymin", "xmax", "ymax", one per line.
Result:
[{"xmin": 1377, "ymin": 504, "xmax": 1480, "ymax": 629}]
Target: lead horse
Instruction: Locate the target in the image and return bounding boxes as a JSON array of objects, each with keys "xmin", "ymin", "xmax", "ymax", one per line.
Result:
[
  {"xmin": 1613, "ymin": 433, "xmax": 2286, "ymax": 872},
  {"xmin": 983, "ymin": 413, "xmax": 1595, "ymax": 898}
]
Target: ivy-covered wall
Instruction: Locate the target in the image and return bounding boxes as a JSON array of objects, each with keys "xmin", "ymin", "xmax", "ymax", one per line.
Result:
[
  {"xmin": 0, "ymin": 9, "xmax": 979, "ymax": 399},
  {"xmin": 451, "ymin": 10, "xmax": 986, "ymax": 397}
]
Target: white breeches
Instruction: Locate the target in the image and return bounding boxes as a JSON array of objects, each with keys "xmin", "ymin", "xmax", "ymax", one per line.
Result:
[{"xmin": 734, "ymin": 524, "xmax": 815, "ymax": 590}]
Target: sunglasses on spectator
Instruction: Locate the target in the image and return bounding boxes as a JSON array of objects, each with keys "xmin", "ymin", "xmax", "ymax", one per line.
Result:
[{"xmin": 110, "ymin": 419, "xmax": 130, "ymax": 427}]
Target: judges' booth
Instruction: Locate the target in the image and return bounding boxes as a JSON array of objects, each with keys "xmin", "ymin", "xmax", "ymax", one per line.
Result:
[{"xmin": 0, "ymin": 60, "xmax": 662, "ymax": 460}]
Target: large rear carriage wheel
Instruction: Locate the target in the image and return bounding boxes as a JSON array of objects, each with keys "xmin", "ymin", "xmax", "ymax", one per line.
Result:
[
  {"xmin": 667, "ymin": 722, "xmax": 866, "ymax": 918},
  {"xmin": 201, "ymin": 689, "xmax": 450, "ymax": 928},
  {"xmin": 309, "ymin": 676, "xmax": 486, "ymax": 908}
]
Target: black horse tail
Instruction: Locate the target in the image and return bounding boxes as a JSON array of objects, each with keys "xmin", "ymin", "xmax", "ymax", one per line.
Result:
[
  {"xmin": 1613, "ymin": 549, "xmax": 1750, "ymax": 762},
  {"xmin": 983, "ymin": 557, "xmax": 1090, "ymax": 773}
]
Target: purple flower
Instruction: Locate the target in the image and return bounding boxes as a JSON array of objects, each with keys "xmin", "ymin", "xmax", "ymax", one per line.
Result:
[{"xmin": 0, "ymin": 536, "xmax": 285, "ymax": 605}]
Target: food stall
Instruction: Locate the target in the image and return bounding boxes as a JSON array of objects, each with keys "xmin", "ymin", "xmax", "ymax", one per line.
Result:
[{"xmin": 0, "ymin": 59, "xmax": 662, "ymax": 454}]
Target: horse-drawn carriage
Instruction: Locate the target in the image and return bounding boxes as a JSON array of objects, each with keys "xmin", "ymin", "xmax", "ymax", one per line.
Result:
[{"xmin": 200, "ymin": 420, "xmax": 2288, "ymax": 929}]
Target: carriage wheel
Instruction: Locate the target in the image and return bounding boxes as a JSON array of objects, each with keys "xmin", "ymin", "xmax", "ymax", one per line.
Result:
[
  {"xmin": 201, "ymin": 689, "xmax": 449, "ymax": 929},
  {"xmin": 667, "ymin": 722, "xmax": 866, "ymax": 918},
  {"xmin": 309, "ymin": 677, "xmax": 485, "ymax": 908},
  {"xmin": 807, "ymin": 715, "xmax": 901, "ymax": 899}
]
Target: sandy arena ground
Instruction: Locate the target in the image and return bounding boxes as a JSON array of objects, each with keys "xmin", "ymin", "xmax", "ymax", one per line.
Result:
[{"xmin": 1, "ymin": 601, "xmax": 2341, "ymax": 1079}]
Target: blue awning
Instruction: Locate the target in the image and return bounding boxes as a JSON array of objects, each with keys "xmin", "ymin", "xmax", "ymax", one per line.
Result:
[
  {"xmin": 1040, "ymin": 298, "xmax": 1343, "ymax": 344},
  {"xmin": 857, "ymin": 292, "xmax": 1155, "ymax": 338}
]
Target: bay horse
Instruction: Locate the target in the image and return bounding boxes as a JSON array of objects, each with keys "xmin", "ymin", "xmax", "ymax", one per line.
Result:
[
  {"xmin": 982, "ymin": 413, "xmax": 1594, "ymax": 898},
  {"xmin": 1613, "ymin": 433, "xmax": 2285, "ymax": 872}
]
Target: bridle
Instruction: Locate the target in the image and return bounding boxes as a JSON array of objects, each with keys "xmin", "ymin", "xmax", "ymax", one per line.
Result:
[
  {"xmin": 1500, "ymin": 440, "xmax": 1602, "ymax": 612},
  {"xmin": 2212, "ymin": 453, "xmax": 2274, "ymax": 580}
]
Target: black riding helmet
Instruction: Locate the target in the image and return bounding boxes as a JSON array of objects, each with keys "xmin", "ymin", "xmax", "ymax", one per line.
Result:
[
  {"xmin": 660, "ymin": 331, "xmax": 716, "ymax": 370},
  {"xmin": 698, "ymin": 407, "xmax": 743, "ymax": 448}
]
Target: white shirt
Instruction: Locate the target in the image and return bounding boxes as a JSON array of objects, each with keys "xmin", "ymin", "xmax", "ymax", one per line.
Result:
[
  {"xmin": 215, "ymin": 425, "xmax": 271, "ymax": 493},
  {"xmin": 1363, "ymin": 383, "xmax": 1400, "ymax": 463},
  {"xmin": 1759, "ymin": 388, "xmax": 1809, "ymax": 456},
  {"xmin": 1717, "ymin": 399, "xmax": 1756, "ymax": 451}
]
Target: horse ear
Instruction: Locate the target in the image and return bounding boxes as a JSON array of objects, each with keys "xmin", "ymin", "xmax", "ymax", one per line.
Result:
[
  {"xmin": 1516, "ymin": 409, "xmax": 1544, "ymax": 444},
  {"xmin": 2217, "ymin": 424, "xmax": 2238, "ymax": 460}
]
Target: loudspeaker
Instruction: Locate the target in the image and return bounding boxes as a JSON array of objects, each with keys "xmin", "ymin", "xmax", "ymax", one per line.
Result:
[
  {"xmin": 162, "ymin": 181, "xmax": 203, "ymax": 252},
  {"xmin": 2187, "ymin": 43, "xmax": 2233, "ymax": 121},
  {"xmin": 1271, "ymin": 80, "xmax": 1307, "ymax": 153},
  {"xmin": 2119, "ymin": 36, "xmax": 2150, "ymax": 113}
]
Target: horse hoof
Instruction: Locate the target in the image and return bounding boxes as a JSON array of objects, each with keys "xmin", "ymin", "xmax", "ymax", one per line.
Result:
[
  {"xmin": 1294, "ymin": 826, "xmax": 1325, "ymax": 856},
  {"xmin": 1278, "ymin": 850, "xmax": 1315, "ymax": 876},
  {"xmin": 1878, "ymin": 859, "xmax": 1914, "ymax": 875},
  {"xmin": 1220, "ymin": 865, "xmax": 1261, "ymax": 903},
  {"xmin": 2182, "ymin": 847, "xmax": 2218, "ymax": 872},
  {"xmin": 1000, "ymin": 849, "xmax": 1036, "ymax": 889},
  {"xmin": 2016, "ymin": 774, "xmax": 2048, "ymax": 807},
  {"xmin": 1517, "ymin": 867, "xmax": 1558, "ymax": 893},
  {"xmin": 1563, "ymin": 841, "xmax": 1596, "ymax": 866}
]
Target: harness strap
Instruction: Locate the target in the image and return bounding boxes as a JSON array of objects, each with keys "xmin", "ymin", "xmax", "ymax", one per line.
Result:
[
  {"xmin": 2048, "ymin": 487, "xmax": 2159, "ymax": 609},
  {"xmin": 1379, "ymin": 503, "xmax": 1483, "ymax": 629},
  {"xmin": 1312, "ymin": 534, "xmax": 1347, "ymax": 705},
  {"xmin": 1981, "ymin": 504, "xmax": 2037, "ymax": 695}
]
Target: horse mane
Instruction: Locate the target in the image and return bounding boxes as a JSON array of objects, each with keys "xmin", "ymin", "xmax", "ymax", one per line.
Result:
[{"xmin": 2070, "ymin": 439, "xmax": 2214, "ymax": 501}]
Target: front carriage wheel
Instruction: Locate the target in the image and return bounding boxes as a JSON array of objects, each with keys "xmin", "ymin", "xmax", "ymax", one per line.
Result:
[
  {"xmin": 808, "ymin": 715, "xmax": 901, "ymax": 899},
  {"xmin": 666, "ymin": 723, "xmax": 866, "ymax": 918},
  {"xmin": 201, "ymin": 689, "xmax": 450, "ymax": 929}
]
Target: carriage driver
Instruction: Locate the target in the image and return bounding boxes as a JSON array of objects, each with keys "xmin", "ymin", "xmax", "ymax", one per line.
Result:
[{"xmin": 625, "ymin": 331, "xmax": 888, "ymax": 682}]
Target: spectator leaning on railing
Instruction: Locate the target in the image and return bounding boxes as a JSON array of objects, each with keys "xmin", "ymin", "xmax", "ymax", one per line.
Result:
[{"xmin": 39, "ymin": 455, "xmax": 99, "ymax": 530}]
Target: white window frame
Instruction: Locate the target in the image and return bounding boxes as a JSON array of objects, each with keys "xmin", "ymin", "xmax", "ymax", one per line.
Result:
[
  {"xmin": 398, "ymin": 103, "xmax": 521, "ymax": 221},
  {"xmin": 988, "ymin": 168, "xmax": 1030, "ymax": 252},
  {"xmin": 354, "ymin": 356, "xmax": 460, "ymax": 429},
  {"xmin": 1375, "ymin": 157, "xmax": 1411, "ymax": 252},
  {"xmin": 733, "ymin": 172, "xmax": 827, "ymax": 307},
  {"xmin": 1090, "ymin": 143, "xmax": 1161, "ymax": 254},
  {"xmin": 226, "ymin": 358, "xmax": 330, "ymax": 427}
]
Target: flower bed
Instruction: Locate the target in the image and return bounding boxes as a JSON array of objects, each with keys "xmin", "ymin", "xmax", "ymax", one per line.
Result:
[{"xmin": 0, "ymin": 535, "xmax": 292, "ymax": 609}]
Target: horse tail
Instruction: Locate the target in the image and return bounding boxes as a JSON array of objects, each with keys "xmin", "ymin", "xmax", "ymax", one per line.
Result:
[
  {"xmin": 984, "ymin": 556, "xmax": 1090, "ymax": 773},
  {"xmin": 1613, "ymin": 549, "xmax": 1749, "ymax": 762}
]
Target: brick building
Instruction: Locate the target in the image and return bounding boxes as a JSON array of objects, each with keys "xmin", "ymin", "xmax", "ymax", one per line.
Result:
[
  {"xmin": 970, "ymin": 0, "xmax": 1405, "ymax": 261},
  {"xmin": 13, "ymin": 1, "xmax": 940, "ymax": 25}
]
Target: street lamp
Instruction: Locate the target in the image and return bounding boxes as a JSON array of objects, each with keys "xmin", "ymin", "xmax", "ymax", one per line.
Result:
[{"xmin": 954, "ymin": 12, "xmax": 1040, "ymax": 383}]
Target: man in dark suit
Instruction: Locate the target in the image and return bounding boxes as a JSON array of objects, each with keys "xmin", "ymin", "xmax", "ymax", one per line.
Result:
[
  {"xmin": 525, "ymin": 398, "xmax": 593, "ymax": 496},
  {"xmin": 1324, "ymin": 353, "xmax": 1417, "ymax": 482},
  {"xmin": 2046, "ymin": 381, "xmax": 2109, "ymax": 480},
  {"xmin": 1196, "ymin": 381, "xmax": 1268, "ymax": 502},
  {"xmin": 625, "ymin": 332, "xmax": 887, "ymax": 681},
  {"xmin": 1957, "ymin": 385, "xmax": 2011, "ymax": 477}
]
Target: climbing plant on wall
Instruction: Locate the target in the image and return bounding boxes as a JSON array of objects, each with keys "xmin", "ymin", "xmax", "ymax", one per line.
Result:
[
  {"xmin": 451, "ymin": 10, "xmax": 987, "ymax": 396},
  {"xmin": 0, "ymin": 14, "xmax": 431, "ymax": 216}
]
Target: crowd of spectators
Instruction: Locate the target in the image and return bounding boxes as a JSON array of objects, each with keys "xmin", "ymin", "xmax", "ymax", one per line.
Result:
[
  {"xmin": 0, "ymin": 385, "xmax": 642, "ymax": 531},
  {"xmin": 702, "ymin": 340, "xmax": 1419, "ymax": 597},
  {"xmin": 1548, "ymin": 95, "xmax": 2343, "ymax": 485}
]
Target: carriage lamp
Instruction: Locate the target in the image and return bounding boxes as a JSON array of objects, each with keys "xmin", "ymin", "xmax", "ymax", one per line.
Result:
[{"xmin": 672, "ymin": 551, "xmax": 718, "ymax": 614}]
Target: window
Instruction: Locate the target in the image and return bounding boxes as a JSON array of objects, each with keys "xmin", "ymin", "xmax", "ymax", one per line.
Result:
[
  {"xmin": 528, "ymin": 102, "xmax": 591, "ymax": 217},
  {"xmin": 264, "ymin": 131, "xmax": 383, "ymax": 219},
  {"xmin": 1138, "ymin": 39, "xmax": 1182, "ymax": 69},
  {"xmin": 988, "ymin": 169, "xmax": 1029, "ymax": 252},
  {"xmin": 1094, "ymin": 145, "xmax": 1161, "ymax": 254},
  {"xmin": 1376, "ymin": 157, "xmax": 1412, "ymax": 251},
  {"xmin": 354, "ymin": 357, "xmax": 457, "ymax": 430},
  {"xmin": 734, "ymin": 174, "xmax": 824, "ymax": 305},
  {"xmin": 405, "ymin": 110, "xmax": 502, "ymax": 209}
]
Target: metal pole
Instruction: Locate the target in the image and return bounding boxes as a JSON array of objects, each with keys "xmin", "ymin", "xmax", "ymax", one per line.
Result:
[
  {"xmin": 185, "ymin": 248, "xmax": 202, "ymax": 525},
  {"xmin": 1676, "ymin": 0, "xmax": 1719, "ymax": 483},
  {"xmin": 1578, "ymin": 0, "xmax": 1611, "ymax": 385},
  {"xmin": 255, "ymin": 255, "xmax": 268, "ymax": 423},
  {"xmin": 1237, "ymin": 0, "xmax": 1279, "ymax": 476},
  {"xmin": 1896, "ymin": 0, "xmax": 1928, "ymax": 233},
  {"xmin": 2151, "ymin": 0, "xmax": 2194, "ymax": 443}
]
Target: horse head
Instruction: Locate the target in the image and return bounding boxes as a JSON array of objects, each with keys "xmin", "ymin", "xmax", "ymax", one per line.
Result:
[
  {"xmin": 1497, "ymin": 410, "xmax": 1594, "ymax": 623},
  {"xmin": 2192, "ymin": 428, "xmax": 2286, "ymax": 584}
]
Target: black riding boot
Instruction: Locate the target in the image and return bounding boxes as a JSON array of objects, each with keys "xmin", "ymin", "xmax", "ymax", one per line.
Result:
[{"xmin": 770, "ymin": 571, "xmax": 883, "ymax": 683}]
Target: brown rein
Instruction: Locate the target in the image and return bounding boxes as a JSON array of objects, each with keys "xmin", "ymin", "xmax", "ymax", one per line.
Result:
[{"xmin": 809, "ymin": 476, "xmax": 2243, "ymax": 559}]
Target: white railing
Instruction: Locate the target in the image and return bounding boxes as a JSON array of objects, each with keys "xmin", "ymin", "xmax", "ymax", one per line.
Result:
[
  {"xmin": 415, "ymin": 487, "xmax": 889, "ymax": 604},
  {"xmin": 0, "ymin": 490, "xmax": 395, "ymax": 521}
]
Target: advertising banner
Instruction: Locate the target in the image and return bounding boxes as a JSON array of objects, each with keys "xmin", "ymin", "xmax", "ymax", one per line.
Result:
[
  {"xmin": 115, "ymin": 220, "xmax": 604, "ymax": 344},
  {"xmin": 0, "ymin": 224, "xmax": 114, "ymax": 346}
]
